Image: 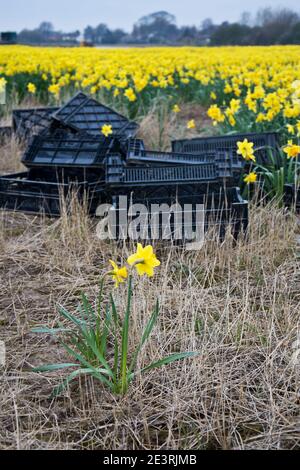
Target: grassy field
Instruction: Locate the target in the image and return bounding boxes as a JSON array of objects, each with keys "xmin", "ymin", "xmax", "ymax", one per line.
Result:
[{"xmin": 0, "ymin": 103, "xmax": 299, "ymax": 450}]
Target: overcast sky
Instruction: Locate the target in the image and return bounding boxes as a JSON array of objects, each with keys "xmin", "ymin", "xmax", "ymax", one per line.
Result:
[{"xmin": 1, "ymin": 0, "xmax": 300, "ymax": 33}]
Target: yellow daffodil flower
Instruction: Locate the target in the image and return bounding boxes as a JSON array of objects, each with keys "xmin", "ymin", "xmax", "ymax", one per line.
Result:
[
  {"xmin": 286, "ymin": 124, "xmax": 295, "ymax": 134},
  {"xmin": 127, "ymin": 244, "xmax": 161, "ymax": 278},
  {"xmin": 187, "ymin": 119, "xmax": 196, "ymax": 129},
  {"xmin": 124, "ymin": 88, "xmax": 137, "ymax": 102},
  {"xmin": 207, "ymin": 104, "xmax": 225, "ymax": 123},
  {"xmin": 101, "ymin": 124, "xmax": 113, "ymax": 138},
  {"xmin": 244, "ymin": 172, "xmax": 257, "ymax": 184},
  {"xmin": 27, "ymin": 82, "xmax": 36, "ymax": 94},
  {"xmin": 237, "ymin": 139, "xmax": 256, "ymax": 162},
  {"xmin": 48, "ymin": 83, "xmax": 60, "ymax": 98},
  {"xmin": 109, "ymin": 261, "xmax": 128, "ymax": 287},
  {"xmin": 283, "ymin": 140, "xmax": 300, "ymax": 159},
  {"xmin": 0, "ymin": 77, "xmax": 7, "ymax": 94}
]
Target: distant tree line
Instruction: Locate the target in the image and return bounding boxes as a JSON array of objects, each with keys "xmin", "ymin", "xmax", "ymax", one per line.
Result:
[
  {"xmin": 17, "ymin": 7, "xmax": 300, "ymax": 46},
  {"xmin": 18, "ymin": 22, "xmax": 80, "ymax": 45}
]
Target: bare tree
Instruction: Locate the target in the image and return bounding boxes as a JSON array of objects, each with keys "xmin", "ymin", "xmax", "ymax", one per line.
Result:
[
  {"xmin": 240, "ymin": 12, "xmax": 252, "ymax": 26},
  {"xmin": 132, "ymin": 11, "xmax": 178, "ymax": 44}
]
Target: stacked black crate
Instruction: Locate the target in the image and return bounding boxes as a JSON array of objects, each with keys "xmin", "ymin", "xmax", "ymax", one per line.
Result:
[
  {"xmin": 0, "ymin": 92, "xmax": 257, "ymax": 240},
  {"xmin": 0, "ymin": 92, "xmax": 139, "ymax": 215},
  {"xmin": 104, "ymin": 139, "xmax": 248, "ymax": 241}
]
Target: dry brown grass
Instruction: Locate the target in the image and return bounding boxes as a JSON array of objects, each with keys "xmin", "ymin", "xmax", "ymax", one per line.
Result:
[
  {"xmin": 0, "ymin": 203, "xmax": 299, "ymax": 450},
  {"xmin": 0, "ymin": 135, "xmax": 25, "ymax": 174},
  {"xmin": 138, "ymin": 103, "xmax": 213, "ymax": 150},
  {"xmin": 0, "ymin": 111, "xmax": 299, "ymax": 450}
]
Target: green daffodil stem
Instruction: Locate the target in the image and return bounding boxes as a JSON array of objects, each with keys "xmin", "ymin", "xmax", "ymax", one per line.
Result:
[
  {"xmin": 98, "ymin": 269, "xmax": 119, "ymax": 314},
  {"xmin": 97, "ymin": 277, "xmax": 105, "ymax": 318},
  {"xmin": 97, "ymin": 272, "xmax": 112, "ymax": 345},
  {"xmin": 120, "ymin": 274, "xmax": 133, "ymax": 394}
]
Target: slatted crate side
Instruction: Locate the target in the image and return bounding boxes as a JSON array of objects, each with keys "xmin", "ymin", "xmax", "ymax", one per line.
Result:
[
  {"xmin": 107, "ymin": 186, "xmax": 248, "ymax": 241},
  {"xmin": 21, "ymin": 129, "xmax": 121, "ymax": 169},
  {"xmin": 126, "ymin": 139, "xmax": 241, "ymax": 177},
  {"xmin": 284, "ymin": 183, "xmax": 300, "ymax": 210},
  {"xmin": 106, "ymin": 154, "xmax": 235, "ymax": 186},
  {"xmin": 0, "ymin": 172, "xmax": 105, "ymax": 216},
  {"xmin": 125, "ymin": 164, "xmax": 218, "ymax": 184},
  {"xmin": 52, "ymin": 92, "xmax": 139, "ymax": 138},
  {"xmin": 0, "ymin": 191, "xmax": 61, "ymax": 216},
  {"xmin": 12, "ymin": 107, "xmax": 60, "ymax": 138}
]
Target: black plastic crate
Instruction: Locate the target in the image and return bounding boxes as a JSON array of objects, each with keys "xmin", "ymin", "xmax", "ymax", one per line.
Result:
[
  {"xmin": 27, "ymin": 166, "xmax": 106, "ymax": 185},
  {"xmin": 118, "ymin": 122, "xmax": 140, "ymax": 142},
  {"xmin": 284, "ymin": 184, "xmax": 300, "ymax": 211},
  {"xmin": 52, "ymin": 92, "xmax": 139, "ymax": 138},
  {"xmin": 172, "ymin": 132, "xmax": 279, "ymax": 165},
  {"xmin": 127, "ymin": 138, "xmax": 214, "ymax": 165},
  {"xmin": 22, "ymin": 128, "xmax": 121, "ymax": 169},
  {"xmin": 106, "ymin": 154, "xmax": 233, "ymax": 187},
  {"xmin": 12, "ymin": 107, "xmax": 59, "ymax": 139},
  {"xmin": 126, "ymin": 138, "xmax": 145, "ymax": 155},
  {"xmin": 0, "ymin": 171, "xmax": 105, "ymax": 216},
  {"xmin": 126, "ymin": 139, "xmax": 242, "ymax": 173},
  {"xmin": 107, "ymin": 186, "xmax": 248, "ymax": 241}
]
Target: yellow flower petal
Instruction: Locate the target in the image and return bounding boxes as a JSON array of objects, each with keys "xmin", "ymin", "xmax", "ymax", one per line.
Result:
[{"xmin": 127, "ymin": 244, "xmax": 160, "ymax": 277}]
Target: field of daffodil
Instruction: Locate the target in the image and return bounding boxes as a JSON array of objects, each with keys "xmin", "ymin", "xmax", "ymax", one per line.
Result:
[{"xmin": 1, "ymin": 45, "xmax": 300, "ymax": 137}]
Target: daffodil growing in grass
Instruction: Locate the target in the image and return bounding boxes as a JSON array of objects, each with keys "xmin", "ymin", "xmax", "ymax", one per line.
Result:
[
  {"xmin": 187, "ymin": 119, "xmax": 196, "ymax": 130},
  {"xmin": 239, "ymin": 139, "xmax": 300, "ymax": 203},
  {"xmin": 127, "ymin": 243, "xmax": 161, "ymax": 277},
  {"xmin": 32, "ymin": 245, "xmax": 196, "ymax": 396},
  {"xmin": 27, "ymin": 82, "xmax": 36, "ymax": 94},
  {"xmin": 109, "ymin": 260, "xmax": 127, "ymax": 288}
]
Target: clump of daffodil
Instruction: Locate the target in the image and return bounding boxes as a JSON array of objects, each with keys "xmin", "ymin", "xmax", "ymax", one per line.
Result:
[
  {"xmin": 27, "ymin": 82, "xmax": 36, "ymax": 94},
  {"xmin": 283, "ymin": 140, "xmax": 300, "ymax": 159},
  {"xmin": 244, "ymin": 172, "xmax": 257, "ymax": 184},
  {"xmin": 237, "ymin": 139, "xmax": 256, "ymax": 162},
  {"xmin": 108, "ymin": 260, "xmax": 128, "ymax": 287},
  {"xmin": 101, "ymin": 124, "xmax": 113, "ymax": 138},
  {"xmin": 33, "ymin": 243, "xmax": 196, "ymax": 397},
  {"xmin": 187, "ymin": 119, "xmax": 196, "ymax": 130},
  {"xmin": 127, "ymin": 244, "xmax": 161, "ymax": 278},
  {"xmin": 173, "ymin": 104, "xmax": 181, "ymax": 113}
]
